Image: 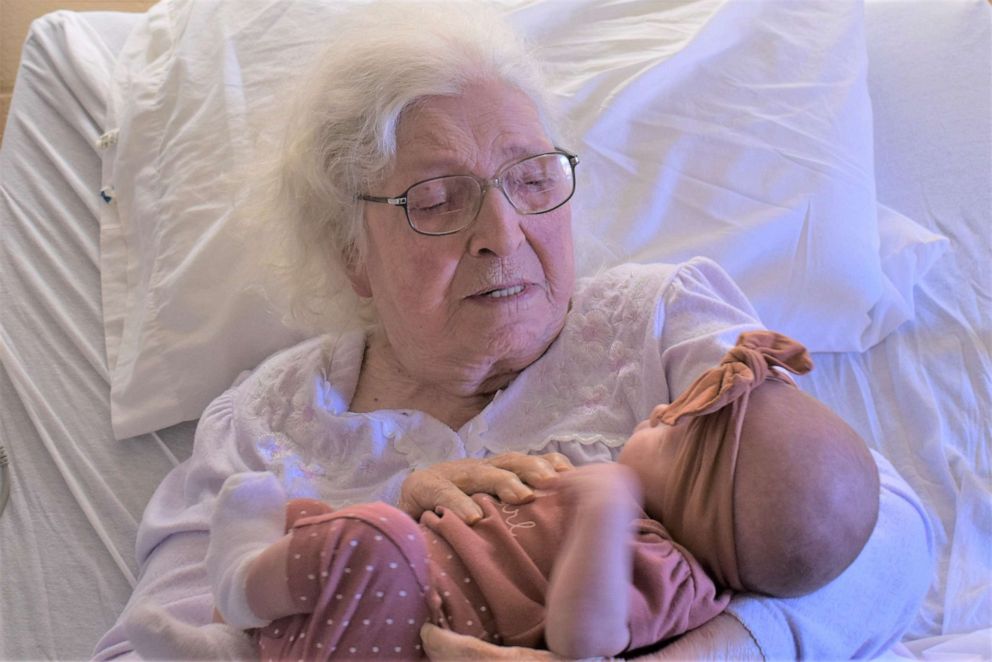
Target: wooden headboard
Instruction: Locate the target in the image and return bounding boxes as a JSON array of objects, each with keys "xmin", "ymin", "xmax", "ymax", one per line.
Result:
[{"xmin": 0, "ymin": 0, "xmax": 155, "ymax": 146}]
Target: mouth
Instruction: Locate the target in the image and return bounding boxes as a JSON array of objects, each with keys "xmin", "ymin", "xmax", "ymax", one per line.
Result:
[
  {"xmin": 483, "ymin": 284, "xmax": 525, "ymax": 299},
  {"xmin": 471, "ymin": 283, "xmax": 528, "ymax": 299}
]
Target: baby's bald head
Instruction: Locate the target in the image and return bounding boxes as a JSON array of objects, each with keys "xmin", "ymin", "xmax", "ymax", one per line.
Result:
[{"xmin": 732, "ymin": 380, "xmax": 879, "ymax": 596}]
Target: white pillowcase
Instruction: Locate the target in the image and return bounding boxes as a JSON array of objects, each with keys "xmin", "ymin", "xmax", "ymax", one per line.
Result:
[{"xmin": 99, "ymin": 0, "xmax": 946, "ymax": 439}]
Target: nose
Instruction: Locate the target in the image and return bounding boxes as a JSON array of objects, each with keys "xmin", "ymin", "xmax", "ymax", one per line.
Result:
[{"xmin": 467, "ymin": 182, "xmax": 526, "ymax": 257}]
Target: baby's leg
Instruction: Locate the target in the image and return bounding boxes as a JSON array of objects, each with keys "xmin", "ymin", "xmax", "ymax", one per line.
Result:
[
  {"xmin": 544, "ymin": 464, "xmax": 641, "ymax": 658},
  {"xmin": 258, "ymin": 502, "xmax": 434, "ymax": 660}
]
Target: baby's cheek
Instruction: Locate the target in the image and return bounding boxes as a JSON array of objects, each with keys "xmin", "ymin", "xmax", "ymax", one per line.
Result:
[
  {"xmin": 622, "ymin": 425, "xmax": 682, "ymax": 473},
  {"xmin": 619, "ymin": 429, "xmax": 653, "ymax": 466}
]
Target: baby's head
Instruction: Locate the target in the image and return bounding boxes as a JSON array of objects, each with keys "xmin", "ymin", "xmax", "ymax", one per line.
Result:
[
  {"xmin": 729, "ymin": 380, "xmax": 879, "ymax": 596},
  {"xmin": 619, "ymin": 379, "xmax": 880, "ymax": 597}
]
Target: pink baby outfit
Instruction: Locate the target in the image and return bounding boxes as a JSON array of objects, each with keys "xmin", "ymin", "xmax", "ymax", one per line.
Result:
[
  {"xmin": 258, "ymin": 491, "xmax": 729, "ymax": 660},
  {"xmin": 257, "ymin": 500, "xmax": 433, "ymax": 660}
]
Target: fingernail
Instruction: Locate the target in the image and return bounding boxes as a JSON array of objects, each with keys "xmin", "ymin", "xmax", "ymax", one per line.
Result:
[{"xmin": 532, "ymin": 472, "xmax": 559, "ymax": 488}]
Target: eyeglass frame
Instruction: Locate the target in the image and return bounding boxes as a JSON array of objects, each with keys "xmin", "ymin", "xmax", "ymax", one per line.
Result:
[{"xmin": 357, "ymin": 148, "xmax": 580, "ymax": 236}]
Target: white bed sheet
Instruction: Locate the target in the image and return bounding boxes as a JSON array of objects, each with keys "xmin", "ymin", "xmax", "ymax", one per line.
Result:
[
  {"xmin": 0, "ymin": 3, "xmax": 988, "ymax": 661},
  {"xmin": 0, "ymin": 11, "xmax": 196, "ymax": 661}
]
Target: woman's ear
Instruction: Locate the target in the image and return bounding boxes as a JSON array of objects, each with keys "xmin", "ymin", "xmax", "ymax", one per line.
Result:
[{"xmin": 345, "ymin": 254, "xmax": 372, "ymax": 298}]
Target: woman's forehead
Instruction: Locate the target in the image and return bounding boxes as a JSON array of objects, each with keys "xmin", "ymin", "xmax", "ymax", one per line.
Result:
[{"xmin": 393, "ymin": 84, "xmax": 552, "ymax": 175}]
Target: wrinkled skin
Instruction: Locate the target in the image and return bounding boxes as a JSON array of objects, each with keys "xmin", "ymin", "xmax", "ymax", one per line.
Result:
[
  {"xmin": 398, "ymin": 451, "xmax": 574, "ymax": 523},
  {"xmin": 348, "ymin": 80, "xmax": 576, "ymax": 431}
]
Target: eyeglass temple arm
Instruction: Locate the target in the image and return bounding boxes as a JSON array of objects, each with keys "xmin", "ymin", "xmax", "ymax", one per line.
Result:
[
  {"xmin": 357, "ymin": 194, "xmax": 407, "ymax": 206},
  {"xmin": 555, "ymin": 147, "xmax": 580, "ymax": 167}
]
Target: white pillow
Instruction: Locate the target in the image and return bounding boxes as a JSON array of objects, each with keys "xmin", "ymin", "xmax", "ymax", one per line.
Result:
[{"xmin": 99, "ymin": 0, "xmax": 946, "ymax": 439}]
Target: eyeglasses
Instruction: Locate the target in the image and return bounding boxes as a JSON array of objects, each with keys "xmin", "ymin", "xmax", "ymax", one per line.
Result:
[{"xmin": 358, "ymin": 149, "xmax": 579, "ymax": 236}]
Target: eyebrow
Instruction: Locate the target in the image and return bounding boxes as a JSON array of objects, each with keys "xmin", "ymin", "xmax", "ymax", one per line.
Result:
[{"xmin": 403, "ymin": 143, "xmax": 552, "ymax": 179}]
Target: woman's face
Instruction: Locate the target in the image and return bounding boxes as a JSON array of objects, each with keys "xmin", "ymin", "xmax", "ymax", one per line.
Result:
[{"xmin": 351, "ymin": 80, "xmax": 575, "ymax": 395}]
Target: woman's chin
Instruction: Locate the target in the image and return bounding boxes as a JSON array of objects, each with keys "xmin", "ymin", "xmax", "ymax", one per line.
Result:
[{"xmin": 469, "ymin": 327, "xmax": 560, "ymax": 386}]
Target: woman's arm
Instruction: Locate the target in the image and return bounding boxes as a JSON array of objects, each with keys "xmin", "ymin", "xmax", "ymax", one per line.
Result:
[
  {"xmin": 93, "ymin": 392, "xmax": 254, "ymax": 659},
  {"xmin": 419, "ymin": 613, "xmax": 761, "ymax": 661},
  {"xmin": 724, "ymin": 451, "xmax": 933, "ymax": 659},
  {"xmin": 637, "ymin": 614, "xmax": 763, "ymax": 660}
]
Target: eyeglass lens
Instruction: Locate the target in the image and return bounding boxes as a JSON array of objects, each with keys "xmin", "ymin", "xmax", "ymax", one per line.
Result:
[{"xmin": 406, "ymin": 153, "xmax": 574, "ymax": 234}]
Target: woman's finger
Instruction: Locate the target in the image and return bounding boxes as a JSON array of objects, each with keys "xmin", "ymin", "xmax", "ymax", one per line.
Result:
[
  {"xmin": 398, "ymin": 473, "xmax": 484, "ymax": 523},
  {"xmin": 537, "ymin": 451, "xmax": 575, "ymax": 473},
  {"xmin": 485, "ymin": 452, "xmax": 560, "ymax": 489},
  {"xmin": 451, "ymin": 462, "xmax": 535, "ymax": 504},
  {"xmin": 429, "ymin": 481, "xmax": 487, "ymax": 522},
  {"xmin": 486, "ymin": 451, "xmax": 575, "ymax": 489},
  {"xmin": 400, "ymin": 460, "xmax": 537, "ymax": 522},
  {"xmin": 420, "ymin": 623, "xmax": 561, "ymax": 661},
  {"xmin": 420, "ymin": 623, "xmax": 498, "ymax": 660}
]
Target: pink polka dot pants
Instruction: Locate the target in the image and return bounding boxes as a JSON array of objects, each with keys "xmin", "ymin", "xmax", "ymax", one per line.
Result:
[{"xmin": 257, "ymin": 500, "xmax": 432, "ymax": 661}]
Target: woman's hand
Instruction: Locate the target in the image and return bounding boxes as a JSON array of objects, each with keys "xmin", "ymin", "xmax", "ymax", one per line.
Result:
[
  {"xmin": 421, "ymin": 624, "xmax": 570, "ymax": 661},
  {"xmin": 420, "ymin": 613, "xmax": 761, "ymax": 661},
  {"xmin": 398, "ymin": 451, "xmax": 573, "ymax": 523}
]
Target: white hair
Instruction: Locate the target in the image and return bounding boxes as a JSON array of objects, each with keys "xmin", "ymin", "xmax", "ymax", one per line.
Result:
[{"xmin": 249, "ymin": 2, "xmax": 563, "ymax": 331}]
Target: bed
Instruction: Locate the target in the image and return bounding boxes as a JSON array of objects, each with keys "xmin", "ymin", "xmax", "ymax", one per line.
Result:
[{"xmin": 0, "ymin": 1, "xmax": 988, "ymax": 660}]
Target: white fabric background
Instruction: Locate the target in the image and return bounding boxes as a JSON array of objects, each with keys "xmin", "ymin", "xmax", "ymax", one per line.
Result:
[
  {"xmin": 0, "ymin": 2, "xmax": 988, "ymax": 660},
  {"xmin": 98, "ymin": 0, "xmax": 947, "ymax": 439}
]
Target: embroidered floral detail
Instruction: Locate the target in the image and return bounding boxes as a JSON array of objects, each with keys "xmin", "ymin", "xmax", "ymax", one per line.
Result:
[{"xmin": 226, "ymin": 263, "xmax": 699, "ymax": 505}]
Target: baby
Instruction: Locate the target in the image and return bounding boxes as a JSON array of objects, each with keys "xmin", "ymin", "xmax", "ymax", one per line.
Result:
[{"xmin": 126, "ymin": 331, "xmax": 879, "ymax": 660}]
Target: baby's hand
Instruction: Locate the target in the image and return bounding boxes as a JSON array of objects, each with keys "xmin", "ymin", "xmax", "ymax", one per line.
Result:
[{"xmin": 558, "ymin": 463, "xmax": 642, "ymax": 509}]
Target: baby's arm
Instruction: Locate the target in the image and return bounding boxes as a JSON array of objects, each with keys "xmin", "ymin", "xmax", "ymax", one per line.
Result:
[{"xmin": 544, "ymin": 463, "xmax": 642, "ymax": 659}]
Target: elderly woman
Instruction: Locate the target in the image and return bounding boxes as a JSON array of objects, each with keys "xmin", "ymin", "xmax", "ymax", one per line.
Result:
[{"xmin": 94, "ymin": 3, "xmax": 931, "ymax": 660}]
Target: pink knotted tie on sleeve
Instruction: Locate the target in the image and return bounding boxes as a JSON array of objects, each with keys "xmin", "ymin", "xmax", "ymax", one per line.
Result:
[{"xmin": 647, "ymin": 330, "xmax": 813, "ymax": 592}]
